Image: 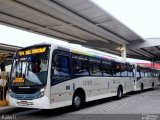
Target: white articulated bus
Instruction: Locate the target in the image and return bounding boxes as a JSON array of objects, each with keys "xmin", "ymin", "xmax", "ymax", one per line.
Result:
[
  {"xmin": 133, "ymin": 64, "xmax": 158, "ymax": 91},
  {"xmin": 8, "ymin": 42, "xmax": 157, "ymax": 109}
]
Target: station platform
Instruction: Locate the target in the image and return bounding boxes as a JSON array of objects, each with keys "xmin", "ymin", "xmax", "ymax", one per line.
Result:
[
  {"xmin": 0, "ymin": 93, "xmax": 16, "ymax": 113},
  {"xmin": 0, "ymin": 106, "xmax": 15, "ymax": 113}
]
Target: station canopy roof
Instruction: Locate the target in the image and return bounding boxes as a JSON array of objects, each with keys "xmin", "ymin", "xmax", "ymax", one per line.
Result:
[
  {"xmin": 0, "ymin": 0, "xmax": 159, "ymax": 61},
  {"xmin": 0, "ymin": 43, "xmax": 22, "ymax": 65}
]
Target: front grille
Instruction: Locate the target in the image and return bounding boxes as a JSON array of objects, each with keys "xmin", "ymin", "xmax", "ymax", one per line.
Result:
[
  {"xmin": 12, "ymin": 88, "xmax": 38, "ymax": 94},
  {"xmin": 15, "ymin": 94, "xmax": 37, "ymax": 100}
]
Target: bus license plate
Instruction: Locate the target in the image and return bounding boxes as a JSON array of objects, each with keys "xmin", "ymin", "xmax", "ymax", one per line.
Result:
[{"xmin": 17, "ymin": 101, "xmax": 33, "ymax": 106}]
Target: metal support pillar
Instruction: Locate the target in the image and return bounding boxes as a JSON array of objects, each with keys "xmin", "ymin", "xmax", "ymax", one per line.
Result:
[
  {"xmin": 121, "ymin": 44, "xmax": 126, "ymax": 62},
  {"xmin": 0, "ymin": 54, "xmax": 8, "ymax": 106}
]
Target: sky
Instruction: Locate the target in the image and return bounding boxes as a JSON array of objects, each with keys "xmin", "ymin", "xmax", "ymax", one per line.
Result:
[{"xmin": 1, "ymin": 0, "xmax": 159, "ymax": 63}]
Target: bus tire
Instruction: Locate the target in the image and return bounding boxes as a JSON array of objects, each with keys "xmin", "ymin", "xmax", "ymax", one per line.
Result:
[
  {"xmin": 72, "ymin": 89, "xmax": 85, "ymax": 110},
  {"xmin": 141, "ymin": 83, "xmax": 144, "ymax": 92},
  {"xmin": 117, "ymin": 86, "xmax": 123, "ymax": 99},
  {"xmin": 152, "ymin": 82, "xmax": 154, "ymax": 89}
]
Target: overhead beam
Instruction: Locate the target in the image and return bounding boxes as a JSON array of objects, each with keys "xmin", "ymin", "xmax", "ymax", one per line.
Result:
[
  {"xmin": 0, "ymin": 21, "xmax": 69, "ymax": 43},
  {"xmin": 97, "ymin": 48, "xmax": 120, "ymax": 56},
  {"xmin": 127, "ymin": 50, "xmax": 142, "ymax": 56},
  {"xmin": 137, "ymin": 49, "xmax": 154, "ymax": 58},
  {"xmin": 39, "ymin": 0, "xmax": 129, "ymax": 44},
  {"xmin": 2, "ymin": 0, "xmax": 110, "ymax": 44},
  {"xmin": 129, "ymin": 50, "xmax": 149, "ymax": 58},
  {"xmin": 0, "ymin": 49, "xmax": 16, "ymax": 53},
  {"xmin": 0, "ymin": 12, "xmax": 87, "ymax": 43},
  {"xmin": 0, "ymin": 43, "xmax": 22, "ymax": 49},
  {"xmin": 140, "ymin": 48, "xmax": 156, "ymax": 57},
  {"xmin": 154, "ymin": 46, "xmax": 160, "ymax": 51},
  {"xmin": 127, "ymin": 54, "xmax": 149, "ymax": 60}
]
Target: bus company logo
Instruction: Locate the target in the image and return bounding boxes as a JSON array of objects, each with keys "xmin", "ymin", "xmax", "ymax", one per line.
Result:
[{"xmin": 83, "ymin": 81, "xmax": 92, "ymax": 86}]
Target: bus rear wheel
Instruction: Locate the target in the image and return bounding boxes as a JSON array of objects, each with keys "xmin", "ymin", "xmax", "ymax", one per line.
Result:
[
  {"xmin": 152, "ymin": 82, "xmax": 154, "ymax": 89},
  {"xmin": 117, "ymin": 86, "xmax": 123, "ymax": 99},
  {"xmin": 141, "ymin": 83, "xmax": 144, "ymax": 92}
]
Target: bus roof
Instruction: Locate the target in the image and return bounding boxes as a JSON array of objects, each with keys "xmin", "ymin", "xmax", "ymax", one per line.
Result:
[
  {"xmin": 17, "ymin": 42, "xmax": 157, "ymax": 68},
  {"xmin": 27, "ymin": 42, "xmax": 119, "ymax": 61}
]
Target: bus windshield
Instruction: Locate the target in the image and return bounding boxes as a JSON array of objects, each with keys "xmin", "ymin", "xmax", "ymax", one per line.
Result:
[{"xmin": 10, "ymin": 46, "xmax": 50, "ymax": 86}]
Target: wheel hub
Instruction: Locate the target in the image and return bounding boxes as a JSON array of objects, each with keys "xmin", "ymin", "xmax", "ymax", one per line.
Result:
[{"xmin": 74, "ymin": 96, "xmax": 81, "ymax": 106}]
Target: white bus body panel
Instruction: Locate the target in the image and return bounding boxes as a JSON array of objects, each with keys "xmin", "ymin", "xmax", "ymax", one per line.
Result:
[
  {"xmin": 133, "ymin": 77, "xmax": 157, "ymax": 91},
  {"xmin": 50, "ymin": 76, "xmax": 134, "ymax": 109}
]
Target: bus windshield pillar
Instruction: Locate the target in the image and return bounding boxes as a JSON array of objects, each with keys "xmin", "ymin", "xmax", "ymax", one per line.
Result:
[{"xmin": 121, "ymin": 44, "xmax": 126, "ymax": 62}]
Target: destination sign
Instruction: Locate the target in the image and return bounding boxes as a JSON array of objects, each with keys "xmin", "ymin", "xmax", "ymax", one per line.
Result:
[
  {"xmin": 18, "ymin": 47, "xmax": 46, "ymax": 56},
  {"xmin": 13, "ymin": 77, "xmax": 25, "ymax": 83}
]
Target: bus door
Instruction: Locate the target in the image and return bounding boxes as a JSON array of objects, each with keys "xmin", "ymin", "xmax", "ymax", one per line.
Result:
[{"xmin": 50, "ymin": 50, "xmax": 71, "ymax": 107}]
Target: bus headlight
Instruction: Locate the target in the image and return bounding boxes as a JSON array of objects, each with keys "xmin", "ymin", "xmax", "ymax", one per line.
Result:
[{"xmin": 38, "ymin": 87, "xmax": 46, "ymax": 98}]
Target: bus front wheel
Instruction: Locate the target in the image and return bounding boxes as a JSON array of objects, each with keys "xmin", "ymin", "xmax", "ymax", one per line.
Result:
[
  {"xmin": 72, "ymin": 88, "xmax": 85, "ymax": 110},
  {"xmin": 72, "ymin": 94, "xmax": 82, "ymax": 110}
]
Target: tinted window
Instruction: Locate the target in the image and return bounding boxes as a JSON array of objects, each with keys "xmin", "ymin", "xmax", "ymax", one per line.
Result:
[
  {"xmin": 136, "ymin": 66, "xmax": 141, "ymax": 77},
  {"xmin": 89, "ymin": 58, "xmax": 102, "ymax": 76},
  {"xmin": 72, "ymin": 55, "xmax": 89, "ymax": 75},
  {"xmin": 112, "ymin": 62, "xmax": 121, "ymax": 77},
  {"xmin": 51, "ymin": 54, "xmax": 70, "ymax": 85},
  {"xmin": 140, "ymin": 67, "xmax": 145, "ymax": 77},
  {"xmin": 144, "ymin": 68, "xmax": 148, "ymax": 77},
  {"xmin": 153, "ymin": 70, "xmax": 158, "ymax": 77},
  {"xmin": 147, "ymin": 68, "xmax": 152, "ymax": 77},
  {"xmin": 55, "ymin": 55, "xmax": 70, "ymax": 75},
  {"xmin": 120, "ymin": 63, "xmax": 127, "ymax": 77},
  {"xmin": 102, "ymin": 60, "xmax": 113, "ymax": 76},
  {"xmin": 127, "ymin": 64, "xmax": 134, "ymax": 77}
]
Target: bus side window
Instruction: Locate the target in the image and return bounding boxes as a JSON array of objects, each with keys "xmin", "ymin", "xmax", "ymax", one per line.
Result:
[
  {"xmin": 72, "ymin": 55, "xmax": 89, "ymax": 75},
  {"xmin": 120, "ymin": 63, "xmax": 127, "ymax": 77},
  {"xmin": 156, "ymin": 70, "xmax": 158, "ymax": 77},
  {"xmin": 113, "ymin": 62, "xmax": 121, "ymax": 77},
  {"xmin": 89, "ymin": 58, "xmax": 102, "ymax": 76},
  {"xmin": 127, "ymin": 64, "xmax": 134, "ymax": 77},
  {"xmin": 144, "ymin": 68, "xmax": 148, "ymax": 77},
  {"xmin": 55, "ymin": 55, "xmax": 70, "ymax": 75},
  {"xmin": 51, "ymin": 55, "xmax": 70, "ymax": 85},
  {"xmin": 136, "ymin": 66, "xmax": 141, "ymax": 77},
  {"xmin": 102, "ymin": 60, "xmax": 113, "ymax": 76},
  {"xmin": 140, "ymin": 67, "xmax": 145, "ymax": 77},
  {"xmin": 147, "ymin": 69, "xmax": 152, "ymax": 77}
]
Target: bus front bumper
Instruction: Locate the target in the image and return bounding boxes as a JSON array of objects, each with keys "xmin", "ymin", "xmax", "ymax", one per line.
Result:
[{"xmin": 9, "ymin": 96, "xmax": 51, "ymax": 109}]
